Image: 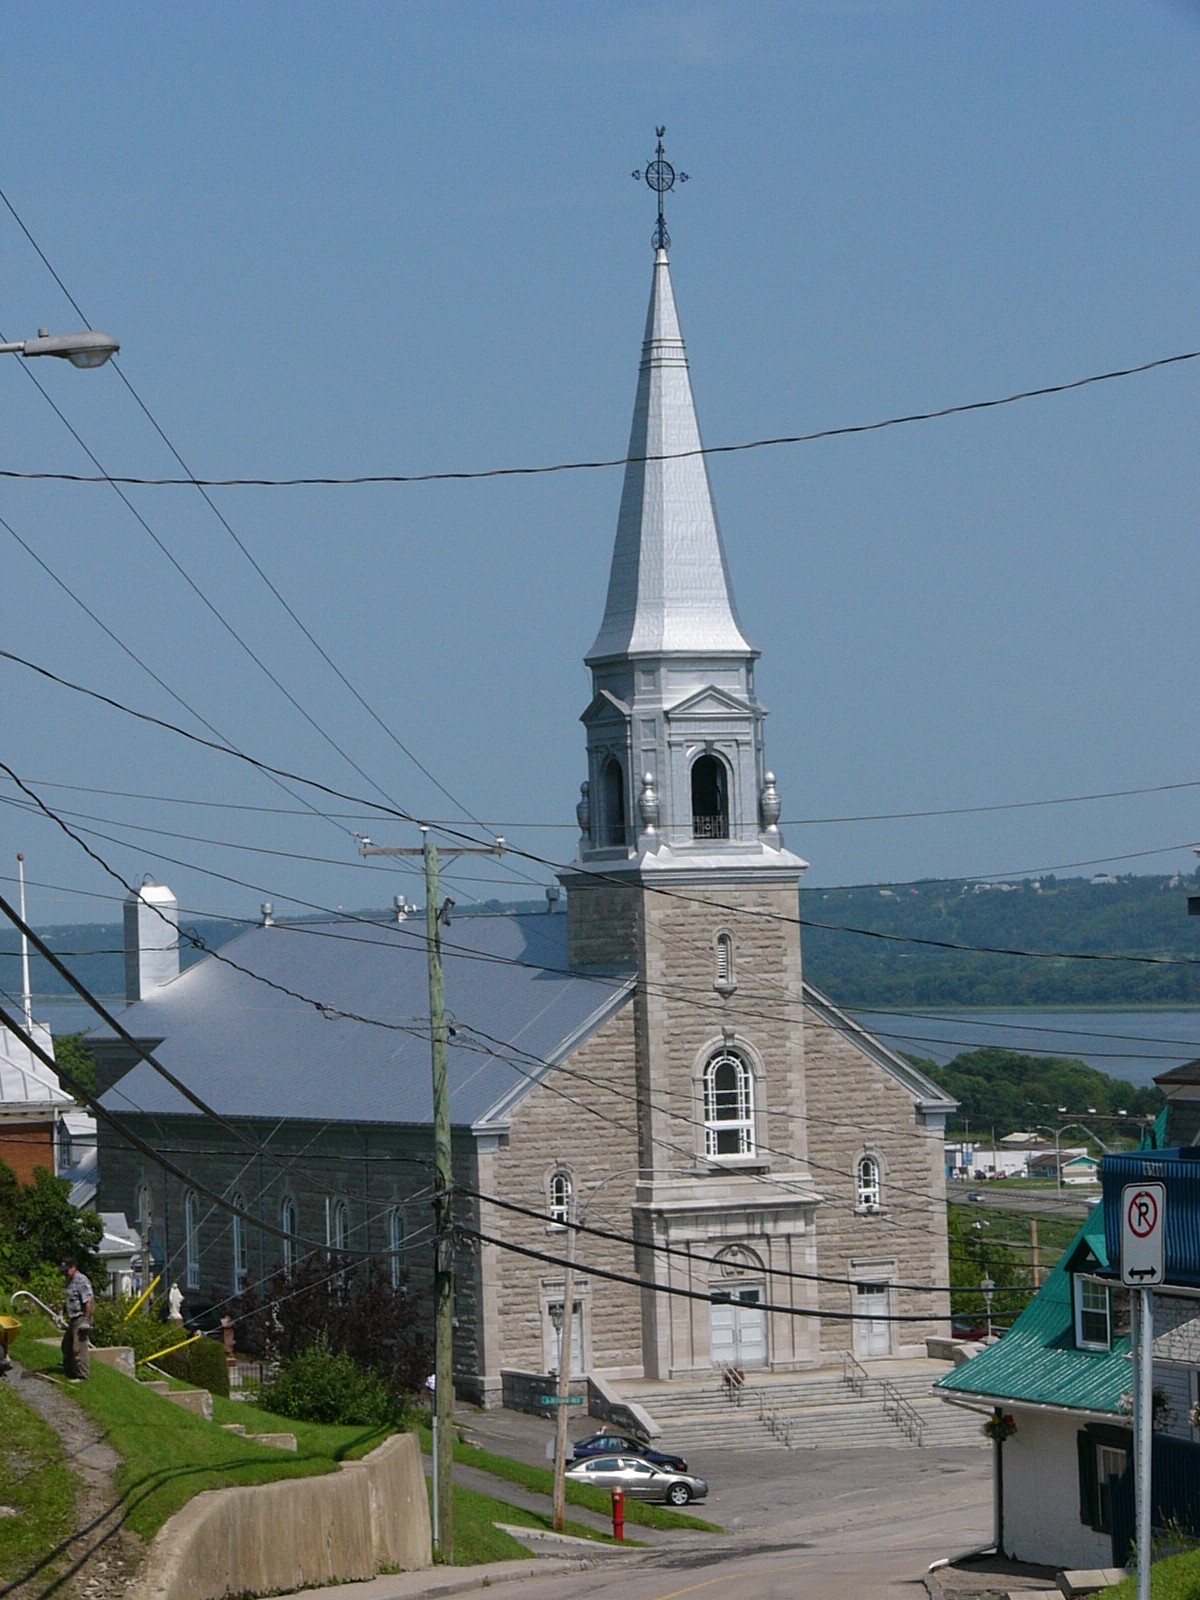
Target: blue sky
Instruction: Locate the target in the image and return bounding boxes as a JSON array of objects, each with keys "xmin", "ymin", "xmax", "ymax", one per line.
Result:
[{"xmin": 1, "ymin": 1, "xmax": 1199, "ymax": 930}]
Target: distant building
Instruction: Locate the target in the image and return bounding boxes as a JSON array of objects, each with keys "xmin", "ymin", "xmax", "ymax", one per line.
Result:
[{"xmin": 0, "ymin": 1018, "xmax": 71, "ymax": 1185}]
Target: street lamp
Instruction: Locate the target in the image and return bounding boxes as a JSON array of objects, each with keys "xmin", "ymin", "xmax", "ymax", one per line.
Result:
[
  {"xmin": 0, "ymin": 329, "xmax": 119, "ymax": 368},
  {"xmin": 981, "ymin": 1276, "xmax": 996, "ymax": 1340}
]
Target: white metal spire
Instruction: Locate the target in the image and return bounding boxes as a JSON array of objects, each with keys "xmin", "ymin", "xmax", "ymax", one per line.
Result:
[{"xmin": 586, "ymin": 247, "xmax": 754, "ymax": 663}]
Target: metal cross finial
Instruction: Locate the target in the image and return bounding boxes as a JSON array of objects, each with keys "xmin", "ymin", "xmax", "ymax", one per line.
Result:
[{"xmin": 632, "ymin": 126, "xmax": 689, "ymax": 252}]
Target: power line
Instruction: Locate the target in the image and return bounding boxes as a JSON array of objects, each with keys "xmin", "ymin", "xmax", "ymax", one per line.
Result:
[
  {"xmin": 12, "ymin": 769, "xmax": 1200, "ymax": 826},
  {"xmin": 8, "ymin": 640, "xmax": 1200, "ymax": 975},
  {"xmin": 0, "ymin": 349, "xmax": 1195, "ymax": 489}
]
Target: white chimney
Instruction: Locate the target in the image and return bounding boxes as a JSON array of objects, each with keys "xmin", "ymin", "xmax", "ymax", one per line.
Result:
[{"xmin": 123, "ymin": 880, "xmax": 180, "ymax": 1004}]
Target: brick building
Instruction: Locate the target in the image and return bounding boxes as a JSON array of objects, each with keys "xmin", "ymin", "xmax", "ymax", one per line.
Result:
[{"xmin": 94, "ymin": 228, "xmax": 954, "ymax": 1403}]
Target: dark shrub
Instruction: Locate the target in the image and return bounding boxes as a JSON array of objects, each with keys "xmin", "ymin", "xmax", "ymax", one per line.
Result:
[
  {"xmin": 160, "ymin": 1335, "xmax": 230, "ymax": 1397},
  {"xmin": 258, "ymin": 1337, "xmax": 396, "ymax": 1426},
  {"xmin": 234, "ymin": 1253, "xmax": 429, "ymax": 1405}
]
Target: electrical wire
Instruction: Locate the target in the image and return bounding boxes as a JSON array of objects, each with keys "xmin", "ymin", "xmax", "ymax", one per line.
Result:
[
  {"xmin": 12, "ymin": 769, "xmax": 1200, "ymax": 827},
  {"xmin": 7, "ymin": 641, "xmax": 1200, "ymax": 976},
  {"xmin": 0, "ymin": 349, "xmax": 1195, "ymax": 488}
]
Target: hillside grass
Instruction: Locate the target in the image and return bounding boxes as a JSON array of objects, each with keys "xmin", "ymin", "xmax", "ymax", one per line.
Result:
[
  {"xmin": 12, "ymin": 1326, "xmax": 376, "ymax": 1541},
  {"xmin": 0, "ymin": 1380, "xmax": 77, "ymax": 1581}
]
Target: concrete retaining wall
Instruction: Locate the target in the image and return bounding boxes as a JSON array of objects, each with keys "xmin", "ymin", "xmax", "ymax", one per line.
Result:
[
  {"xmin": 587, "ymin": 1372, "xmax": 660, "ymax": 1439},
  {"xmin": 130, "ymin": 1431, "xmax": 430, "ymax": 1600},
  {"xmin": 500, "ymin": 1368, "xmax": 586, "ymax": 1416}
]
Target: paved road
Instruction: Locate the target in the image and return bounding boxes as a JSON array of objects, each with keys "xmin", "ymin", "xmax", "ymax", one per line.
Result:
[
  {"xmin": 948, "ymin": 1184, "xmax": 1093, "ymax": 1218},
  {"xmin": 485, "ymin": 1445, "xmax": 992, "ymax": 1600},
  {"xmin": 451, "ymin": 1397, "xmax": 991, "ymax": 1599}
]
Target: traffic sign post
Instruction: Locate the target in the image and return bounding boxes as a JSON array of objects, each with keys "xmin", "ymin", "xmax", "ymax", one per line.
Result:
[{"xmin": 1122, "ymin": 1181, "xmax": 1166, "ymax": 1600}]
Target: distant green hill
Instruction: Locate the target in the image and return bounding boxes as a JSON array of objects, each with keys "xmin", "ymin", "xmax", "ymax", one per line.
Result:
[
  {"xmin": 5, "ymin": 873, "xmax": 1199, "ymax": 1017},
  {"xmin": 801, "ymin": 872, "xmax": 1200, "ymax": 1006}
]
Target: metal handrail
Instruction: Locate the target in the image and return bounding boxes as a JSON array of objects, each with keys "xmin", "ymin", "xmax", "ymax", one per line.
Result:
[
  {"xmin": 10, "ymin": 1290, "xmax": 65, "ymax": 1329},
  {"xmin": 720, "ymin": 1364, "xmax": 746, "ymax": 1405},
  {"xmin": 841, "ymin": 1349, "xmax": 869, "ymax": 1395},
  {"xmin": 880, "ymin": 1379, "xmax": 925, "ymax": 1446}
]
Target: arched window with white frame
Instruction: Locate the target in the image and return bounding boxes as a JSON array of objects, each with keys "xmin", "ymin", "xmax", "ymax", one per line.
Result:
[
  {"xmin": 184, "ymin": 1189, "xmax": 200, "ymax": 1290},
  {"xmin": 333, "ymin": 1199, "xmax": 350, "ymax": 1254},
  {"xmin": 856, "ymin": 1154, "xmax": 882, "ymax": 1211},
  {"xmin": 388, "ymin": 1207, "xmax": 405, "ymax": 1291},
  {"xmin": 548, "ymin": 1169, "xmax": 572, "ymax": 1227},
  {"xmin": 230, "ymin": 1191, "xmax": 248, "ymax": 1293},
  {"xmin": 280, "ymin": 1196, "xmax": 297, "ymax": 1277},
  {"xmin": 703, "ymin": 1049, "xmax": 755, "ymax": 1159}
]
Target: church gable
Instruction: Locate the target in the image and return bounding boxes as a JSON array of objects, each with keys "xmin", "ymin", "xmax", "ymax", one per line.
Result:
[
  {"xmin": 580, "ymin": 689, "xmax": 631, "ymax": 728},
  {"xmin": 663, "ymin": 683, "xmax": 755, "ymax": 719}
]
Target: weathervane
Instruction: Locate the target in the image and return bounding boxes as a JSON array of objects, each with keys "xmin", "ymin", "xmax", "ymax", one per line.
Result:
[{"xmin": 633, "ymin": 126, "xmax": 688, "ymax": 252}]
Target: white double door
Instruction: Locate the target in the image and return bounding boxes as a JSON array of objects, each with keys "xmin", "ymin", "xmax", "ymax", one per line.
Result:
[
  {"xmin": 854, "ymin": 1280, "xmax": 892, "ymax": 1358},
  {"xmin": 710, "ymin": 1285, "xmax": 767, "ymax": 1369}
]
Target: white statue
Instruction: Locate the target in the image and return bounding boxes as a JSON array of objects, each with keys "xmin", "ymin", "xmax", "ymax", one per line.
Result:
[{"xmin": 167, "ymin": 1282, "xmax": 184, "ymax": 1323}]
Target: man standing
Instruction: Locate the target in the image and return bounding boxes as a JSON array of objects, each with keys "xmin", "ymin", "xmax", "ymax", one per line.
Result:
[{"xmin": 61, "ymin": 1259, "xmax": 94, "ymax": 1380}]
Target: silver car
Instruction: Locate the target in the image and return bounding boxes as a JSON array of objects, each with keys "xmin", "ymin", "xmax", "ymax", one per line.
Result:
[{"xmin": 564, "ymin": 1452, "xmax": 708, "ymax": 1506}]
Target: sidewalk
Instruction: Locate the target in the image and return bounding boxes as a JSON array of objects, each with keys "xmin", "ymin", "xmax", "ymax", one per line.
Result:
[{"xmin": 303, "ymin": 1555, "xmax": 600, "ymax": 1600}]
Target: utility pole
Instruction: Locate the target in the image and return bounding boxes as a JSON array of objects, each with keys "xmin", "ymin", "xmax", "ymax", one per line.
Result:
[
  {"xmin": 358, "ymin": 826, "xmax": 505, "ymax": 1564},
  {"xmin": 552, "ymin": 1200, "xmax": 577, "ymax": 1533}
]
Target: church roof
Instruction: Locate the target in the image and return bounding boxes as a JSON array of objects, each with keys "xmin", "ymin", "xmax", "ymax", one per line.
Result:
[
  {"xmin": 586, "ymin": 248, "xmax": 754, "ymax": 663},
  {"xmin": 91, "ymin": 912, "xmax": 632, "ymax": 1130}
]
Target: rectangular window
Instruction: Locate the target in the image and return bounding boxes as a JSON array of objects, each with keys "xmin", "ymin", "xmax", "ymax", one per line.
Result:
[{"xmin": 1074, "ymin": 1277, "xmax": 1111, "ymax": 1350}]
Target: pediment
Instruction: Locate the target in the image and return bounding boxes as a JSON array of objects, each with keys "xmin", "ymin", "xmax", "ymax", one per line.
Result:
[
  {"xmin": 580, "ymin": 689, "xmax": 631, "ymax": 727},
  {"xmin": 665, "ymin": 684, "xmax": 754, "ymax": 719}
]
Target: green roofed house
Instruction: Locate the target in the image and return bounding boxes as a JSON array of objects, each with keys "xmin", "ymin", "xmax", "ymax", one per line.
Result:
[{"xmin": 936, "ymin": 1203, "xmax": 1134, "ymax": 1571}]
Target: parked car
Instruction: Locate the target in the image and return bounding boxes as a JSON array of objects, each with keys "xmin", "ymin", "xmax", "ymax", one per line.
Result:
[
  {"xmin": 569, "ymin": 1431, "xmax": 688, "ymax": 1472},
  {"xmin": 564, "ymin": 1454, "xmax": 708, "ymax": 1506}
]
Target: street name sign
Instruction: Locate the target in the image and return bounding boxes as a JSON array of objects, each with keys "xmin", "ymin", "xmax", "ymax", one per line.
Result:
[
  {"xmin": 537, "ymin": 1394, "xmax": 583, "ymax": 1405},
  {"xmin": 1121, "ymin": 1181, "xmax": 1166, "ymax": 1287}
]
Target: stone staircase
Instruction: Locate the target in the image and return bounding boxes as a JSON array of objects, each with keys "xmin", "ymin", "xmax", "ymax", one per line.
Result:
[
  {"xmin": 618, "ymin": 1362, "xmax": 986, "ymax": 1453},
  {"xmin": 36, "ymin": 1338, "xmax": 298, "ymax": 1449}
]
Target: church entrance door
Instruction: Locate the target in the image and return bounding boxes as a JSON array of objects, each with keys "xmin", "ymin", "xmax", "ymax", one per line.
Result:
[
  {"xmin": 710, "ymin": 1286, "xmax": 767, "ymax": 1369},
  {"xmin": 854, "ymin": 1280, "xmax": 892, "ymax": 1358}
]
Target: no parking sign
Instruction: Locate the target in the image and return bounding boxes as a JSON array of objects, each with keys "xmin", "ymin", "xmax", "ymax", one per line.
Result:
[{"xmin": 1121, "ymin": 1182, "xmax": 1166, "ymax": 1287}]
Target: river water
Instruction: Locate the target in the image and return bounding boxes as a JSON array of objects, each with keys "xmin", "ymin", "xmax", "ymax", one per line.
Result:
[{"xmin": 851, "ymin": 1007, "xmax": 1200, "ymax": 1088}]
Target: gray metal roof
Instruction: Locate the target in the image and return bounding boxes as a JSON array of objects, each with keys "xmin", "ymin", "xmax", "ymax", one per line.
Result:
[
  {"xmin": 93, "ymin": 913, "xmax": 632, "ymax": 1129},
  {"xmin": 586, "ymin": 248, "xmax": 754, "ymax": 663},
  {"xmin": 0, "ymin": 1020, "xmax": 71, "ymax": 1114}
]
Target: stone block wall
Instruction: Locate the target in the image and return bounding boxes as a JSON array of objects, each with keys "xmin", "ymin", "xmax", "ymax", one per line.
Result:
[
  {"xmin": 802, "ymin": 1006, "xmax": 951, "ymax": 1357},
  {"xmin": 490, "ymin": 1000, "xmax": 642, "ymax": 1380}
]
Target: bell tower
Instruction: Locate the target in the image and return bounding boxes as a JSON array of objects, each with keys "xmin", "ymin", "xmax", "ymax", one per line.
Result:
[{"xmin": 560, "ymin": 135, "xmax": 820, "ymax": 1380}]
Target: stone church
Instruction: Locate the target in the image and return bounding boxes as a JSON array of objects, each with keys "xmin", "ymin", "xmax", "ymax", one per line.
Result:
[{"xmin": 94, "ymin": 227, "xmax": 954, "ymax": 1404}]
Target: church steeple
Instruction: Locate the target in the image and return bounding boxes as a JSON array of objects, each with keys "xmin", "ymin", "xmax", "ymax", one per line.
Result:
[
  {"xmin": 586, "ymin": 246, "xmax": 754, "ymax": 664},
  {"xmin": 573, "ymin": 142, "xmax": 804, "ymax": 880}
]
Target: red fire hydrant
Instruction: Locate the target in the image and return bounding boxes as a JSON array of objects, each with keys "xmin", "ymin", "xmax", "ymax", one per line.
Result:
[{"xmin": 611, "ymin": 1486, "xmax": 625, "ymax": 1542}]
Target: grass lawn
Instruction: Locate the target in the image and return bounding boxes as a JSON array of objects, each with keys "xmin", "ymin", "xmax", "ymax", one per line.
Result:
[
  {"xmin": 0, "ymin": 1380, "xmax": 77, "ymax": 1581},
  {"xmin": 416, "ymin": 1424, "xmax": 720, "ymax": 1533},
  {"xmin": 434, "ymin": 1478, "xmax": 627, "ymax": 1565},
  {"xmin": 11, "ymin": 1325, "xmax": 388, "ymax": 1542},
  {"xmin": 1108, "ymin": 1549, "xmax": 1200, "ymax": 1598}
]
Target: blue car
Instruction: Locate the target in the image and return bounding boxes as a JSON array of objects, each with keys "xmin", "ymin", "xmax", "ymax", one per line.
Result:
[{"xmin": 568, "ymin": 1431, "xmax": 688, "ymax": 1473}]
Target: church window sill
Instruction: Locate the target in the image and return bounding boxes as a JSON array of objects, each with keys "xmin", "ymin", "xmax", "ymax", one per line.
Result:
[{"xmin": 699, "ymin": 1156, "xmax": 771, "ymax": 1175}]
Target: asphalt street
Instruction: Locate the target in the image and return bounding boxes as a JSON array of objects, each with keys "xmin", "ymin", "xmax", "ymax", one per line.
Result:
[{"xmin": 474, "ymin": 1445, "xmax": 992, "ymax": 1600}]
